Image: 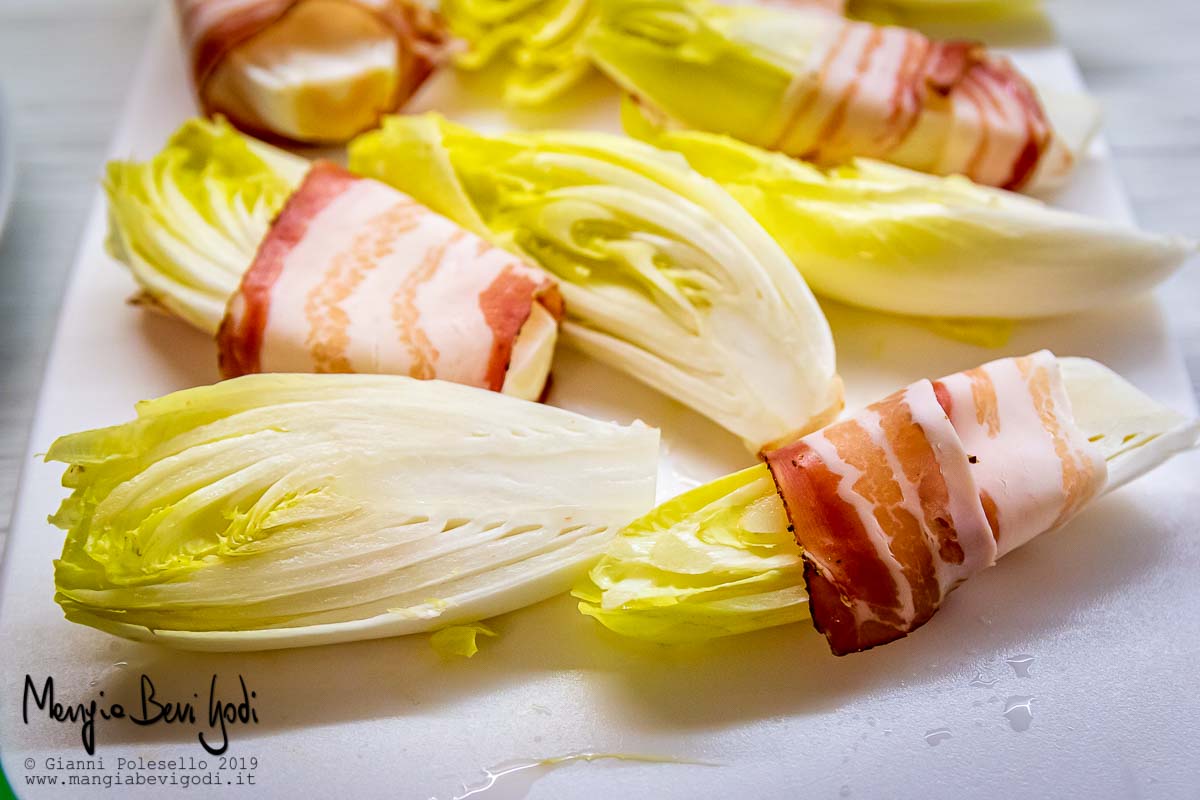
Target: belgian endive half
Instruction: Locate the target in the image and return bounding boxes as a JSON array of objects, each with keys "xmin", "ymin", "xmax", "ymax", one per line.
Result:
[
  {"xmin": 48, "ymin": 375, "xmax": 659, "ymax": 651},
  {"xmin": 626, "ymin": 117, "xmax": 1195, "ymax": 319},
  {"xmin": 349, "ymin": 113, "xmax": 842, "ymax": 450}
]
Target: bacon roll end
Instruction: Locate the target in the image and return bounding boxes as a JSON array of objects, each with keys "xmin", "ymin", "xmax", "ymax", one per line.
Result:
[{"xmin": 177, "ymin": 0, "xmax": 448, "ymax": 144}]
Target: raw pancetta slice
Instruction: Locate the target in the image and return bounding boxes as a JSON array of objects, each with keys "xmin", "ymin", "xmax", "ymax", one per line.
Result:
[
  {"xmin": 932, "ymin": 350, "xmax": 1108, "ymax": 557},
  {"xmin": 217, "ymin": 161, "xmax": 564, "ymax": 400},
  {"xmin": 764, "ymin": 351, "xmax": 1106, "ymax": 654},
  {"xmin": 770, "ymin": 15, "xmax": 1062, "ymax": 189},
  {"xmin": 176, "ymin": 0, "xmax": 446, "ymax": 143}
]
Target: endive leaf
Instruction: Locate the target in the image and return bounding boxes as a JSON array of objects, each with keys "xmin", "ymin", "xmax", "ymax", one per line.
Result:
[
  {"xmin": 443, "ymin": 0, "xmax": 598, "ymax": 106},
  {"xmin": 104, "ymin": 118, "xmax": 307, "ymax": 334},
  {"xmin": 430, "ymin": 623, "xmax": 498, "ymax": 658},
  {"xmin": 848, "ymin": 0, "xmax": 1045, "ymax": 28}
]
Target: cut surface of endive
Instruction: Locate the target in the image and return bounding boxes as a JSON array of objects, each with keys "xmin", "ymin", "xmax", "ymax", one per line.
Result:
[{"xmin": 48, "ymin": 374, "xmax": 660, "ymax": 651}]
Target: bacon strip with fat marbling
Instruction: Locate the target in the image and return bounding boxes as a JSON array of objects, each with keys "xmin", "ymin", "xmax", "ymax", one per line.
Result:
[
  {"xmin": 217, "ymin": 162, "xmax": 563, "ymax": 394},
  {"xmin": 770, "ymin": 14, "xmax": 1059, "ymax": 189},
  {"xmin": 764, "ymin": 351, "xmax": 1106, "ymax": 655}
]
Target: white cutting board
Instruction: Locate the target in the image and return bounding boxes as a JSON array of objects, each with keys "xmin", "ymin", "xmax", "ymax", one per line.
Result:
[{"xmin": 1, "ymin": 7, "xmax": 1198, "ymax": 799}]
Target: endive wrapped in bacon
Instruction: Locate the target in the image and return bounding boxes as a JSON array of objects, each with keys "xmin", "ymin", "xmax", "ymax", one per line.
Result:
[
  {"xmin": 441, "ymin": 0, "xmax": 1040, "ymax": 109},
  {"xmin": 349, "ymin": 113, "xmax": 842, "ymax": 450},
  {"xmin": 577, "ymin": 352, "xmax": 1199, "ymax": 654},
  {"xmin": 588, "ymin": 0, "xmax": 1099, "ymax": 190},
  {"xmin": 47, "ymin": 374, "xmax": 659, "ymax": 651},
  {"xmin": 177, "ymin": 0, "xmax": 447, "ymax": 143},
  {"xmin": 106, "ymin": 119, "xmax": 562, "ymax": 401}
]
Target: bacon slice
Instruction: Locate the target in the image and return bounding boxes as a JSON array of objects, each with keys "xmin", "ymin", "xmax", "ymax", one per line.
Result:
[
  {"xmin": 176, "ymin": 0, "xmax": 446, "ymax": 143},
  {"xmin": 217, "ymin": 162, "xmax": 563, "ymax": 396},
  {"xmin": 772, "ymin": 16, "xmax": 1059, "ymax": 190},
  {"xmin": 764, "ymin": 351, "xmax": 1106, "ymax": 655},
  {"xmin": 933, "ymin": 350, "xmax": 1107, "ymax": 557}
]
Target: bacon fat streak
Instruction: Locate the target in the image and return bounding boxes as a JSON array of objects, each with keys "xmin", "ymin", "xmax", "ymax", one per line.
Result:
[
  {"xmin": 770, "ymin": 16, "xmax": 1059, "ymax": 190},
  {"xmin": 764, "ymin": 351, "xmax": 1106, "ymax": 655},
  {"xmin": 217, "ymin": 162, "xmax": 563, "ymax": 391}
]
